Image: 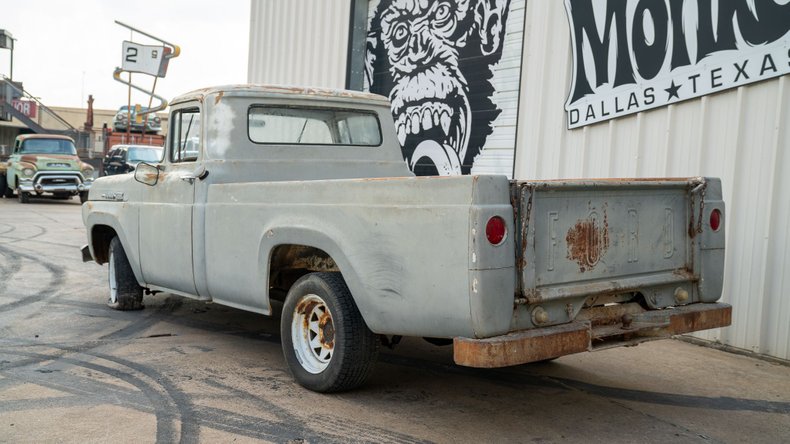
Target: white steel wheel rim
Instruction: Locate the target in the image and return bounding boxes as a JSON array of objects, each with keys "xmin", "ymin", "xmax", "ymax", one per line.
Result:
[
  {"xmin": 108, "ymin": 250, "xmax": 118, "ymax": 304},
  {"xmin": 291, "ymin": 294, "xmax": 335, "ymax": 374}
]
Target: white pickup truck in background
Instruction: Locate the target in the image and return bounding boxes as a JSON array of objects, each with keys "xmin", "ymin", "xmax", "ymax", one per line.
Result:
[{"xmin": 81, "ymin": 85, "xmax": 730, "ymax": 392}]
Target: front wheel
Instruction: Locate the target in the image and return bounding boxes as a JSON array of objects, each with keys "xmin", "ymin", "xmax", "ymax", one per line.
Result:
[
  {"xmin": 2, "ymin": 177, "xmax": 12, "ymax": 198},
  {"xmin": 79, "ymin": 191, "xmax": 89, "ymax": 203},
  {"xmin": 281, "ymin": 272, "xmax": 379, "ymax": 392},
  {"xmin": 17, "ymin": 188, "xmax": 29, "ymax": 204},
  {"xmin": 0, "ymin": 174, "xmax": 6, "ymax": 197},
  {"xmin": 107, "ymin": 236, "xmax": 144, "ymax": 310}
]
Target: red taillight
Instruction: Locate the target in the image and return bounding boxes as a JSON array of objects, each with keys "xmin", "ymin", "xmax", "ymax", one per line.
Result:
[
  {"xmin": 486, "ymin": 216, "xmax": 506, "ymax": 245},
  {"xmin": 710, "ymin": 209, "xmax": 722, "ymax": 231}
]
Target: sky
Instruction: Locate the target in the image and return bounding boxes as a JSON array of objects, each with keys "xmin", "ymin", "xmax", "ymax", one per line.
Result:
[{"xmin": 0, "ymin": 0, "xmax": 250, "ymax": 110}]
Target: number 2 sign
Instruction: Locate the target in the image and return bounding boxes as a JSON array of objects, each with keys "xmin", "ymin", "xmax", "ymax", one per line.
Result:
[{"xmin": 121, "ymin": 41, "xmax": 171, "ymax": 77}]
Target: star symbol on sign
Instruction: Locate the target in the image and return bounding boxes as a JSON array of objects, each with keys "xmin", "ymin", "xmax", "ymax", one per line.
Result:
[{"xmin": 665, "ymin": 81, "xmax": 682, "ymax": 100}]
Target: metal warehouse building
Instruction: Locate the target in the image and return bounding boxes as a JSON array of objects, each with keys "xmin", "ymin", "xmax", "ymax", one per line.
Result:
[{"xmin": 248, "ymin": 0, "xmax": 790, "ymax": 361}]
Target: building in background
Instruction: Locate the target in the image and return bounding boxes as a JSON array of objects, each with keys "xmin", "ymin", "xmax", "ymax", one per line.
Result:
[{"xmin": 248, "ymin": 0, "xmax": 790, "ymax": 361}]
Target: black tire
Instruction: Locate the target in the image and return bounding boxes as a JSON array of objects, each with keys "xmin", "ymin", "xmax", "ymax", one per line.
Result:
[
  {"xmin": 17, "ymin": 189, "xmax": 29, "ymax": 204},
  {"xmin": 0, "ymin": 174, "xmax": 6, "ymax": 198},
  {"xmin": 4, "ymin": 180, "xmax": 14, "ymax": 198},
  {"xmin": 107, "ymin": 236, "xmax": 144, "ymax": 310},
  {"xmin": 281, "ymin": 272, "xmax": 378, "ymax": 392},
  {"xmin": 79, "ymin": 191, "xmax": 89, "ymax": 203}
]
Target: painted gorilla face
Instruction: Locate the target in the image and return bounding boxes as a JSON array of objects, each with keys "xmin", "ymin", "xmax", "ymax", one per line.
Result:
[{"xmin": 368, "ymin": 0, "xmax": 510, "ymax": 175}]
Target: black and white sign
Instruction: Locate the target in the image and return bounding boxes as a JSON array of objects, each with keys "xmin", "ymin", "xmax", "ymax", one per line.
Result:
[
  {"xmin": 365, "ymin": 0, "xmax": 520, "ymax": 176},
  {"xmin": 121, "ymin": 41, "xmax": 170, "ymax": 77},
  {"xmin": 564, "ymin": 0, "xmax": 790, "ymax": 129}
]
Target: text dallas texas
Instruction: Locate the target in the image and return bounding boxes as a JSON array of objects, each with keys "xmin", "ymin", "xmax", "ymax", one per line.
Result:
[{"xmin": 564, "ymin": 0, "xmax": 790, "ymax": 129}]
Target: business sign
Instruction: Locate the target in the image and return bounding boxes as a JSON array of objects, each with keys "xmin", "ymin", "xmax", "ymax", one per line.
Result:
[
  {"xmin": 121, "ymin": 41, "xmax": 171, "ymax": 77},
  {"xmin": 11, "ymin": 99, "xmax": 37, "ymax": 118},
  {"xmin": 564, "ymin": 0, "xmax": 790, "ymax": 129}
]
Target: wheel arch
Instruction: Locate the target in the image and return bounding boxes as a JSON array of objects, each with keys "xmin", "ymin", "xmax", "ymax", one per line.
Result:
[
  {"xmin": 86, "ymin": 216, "xmax": 144, "ymax": 287},
  {"xmin": 90, "ymin": 224, "xmax": 117, "ymax": 264},
  {"xmin": 260, "ymin": 227, "xmax": 375, "ymax": 330}
]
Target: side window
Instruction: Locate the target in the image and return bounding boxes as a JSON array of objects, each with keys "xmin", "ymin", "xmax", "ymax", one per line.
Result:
[{"xmin": 170, "ymin": 107, "xmax": 201, "ymax": 163}]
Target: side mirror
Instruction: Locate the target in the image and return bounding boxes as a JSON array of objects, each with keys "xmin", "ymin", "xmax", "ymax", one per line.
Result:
[{"xmin": 134, "ymin": 162, "xmax": 160, "ymax": 186}]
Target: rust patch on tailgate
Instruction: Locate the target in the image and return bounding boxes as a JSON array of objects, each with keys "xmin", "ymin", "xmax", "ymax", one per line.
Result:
[{"xmin": 566, "ymin": 210, "xmax": 609, "ymax": 272}]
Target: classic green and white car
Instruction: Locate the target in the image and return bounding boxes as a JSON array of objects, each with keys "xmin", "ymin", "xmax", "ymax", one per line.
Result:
[{"xmin": 2, "ymin": 134, "xmax": 93, "ymax": 203}]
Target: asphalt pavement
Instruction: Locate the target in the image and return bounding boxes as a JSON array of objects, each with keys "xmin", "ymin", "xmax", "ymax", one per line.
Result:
[{"xmin": 1, "ymin": 195, "xmax": 788, "ymax": 443}]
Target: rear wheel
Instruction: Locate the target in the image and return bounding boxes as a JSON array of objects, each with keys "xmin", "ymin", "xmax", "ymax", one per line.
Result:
[
  {"xmin": 281, "ymin": 272, "xmax": 378, "ymax": 392},
  {"xmin": 107, "ymin": 236, "xmax": 144, "ymax": 310}
]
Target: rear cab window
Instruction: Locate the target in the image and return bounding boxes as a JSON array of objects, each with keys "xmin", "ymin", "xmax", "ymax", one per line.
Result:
[{"xmin": 248, "ymin": 106, "xmax": 381, "ymax": 146}]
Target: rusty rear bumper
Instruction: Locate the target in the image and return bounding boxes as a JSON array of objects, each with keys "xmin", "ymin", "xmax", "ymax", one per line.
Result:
[{"xmin": 453, "ymin": 302, "xmax": 732, "ymax": 368}]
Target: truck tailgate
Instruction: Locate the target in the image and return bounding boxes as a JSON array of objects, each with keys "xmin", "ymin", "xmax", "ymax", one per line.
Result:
[
  {"xmin": 512, "ymin": 177, "xmax": 724, "ymax": 307},
  {"xmin": 454, "ymin": 177, "xmax": 728, "ymax": 368}
]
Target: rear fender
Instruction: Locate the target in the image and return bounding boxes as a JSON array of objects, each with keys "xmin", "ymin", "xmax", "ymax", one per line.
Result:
[{"xmin": 259, "ymin": 226, "xmax": 370, "ymax": 326}]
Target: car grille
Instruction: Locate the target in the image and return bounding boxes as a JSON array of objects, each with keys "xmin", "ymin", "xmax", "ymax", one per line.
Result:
[{"xmin": 39, "ymin": 176, "xmax": 79, "ymax": 186}]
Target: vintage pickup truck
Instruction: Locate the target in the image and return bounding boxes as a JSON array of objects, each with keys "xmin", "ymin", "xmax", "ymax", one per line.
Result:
[
  {"xmin": 2, "ymin": 134, "xmax": 93, "ymax": 203},
  {"xmin": 81, "ymin": 85, "xmax": 730, "ymax": 392}
]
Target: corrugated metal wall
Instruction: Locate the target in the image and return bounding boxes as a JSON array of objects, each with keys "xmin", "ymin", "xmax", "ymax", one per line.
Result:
[
  {"xmin": 247, "ymin": 0, "xmax": 350, "ymax": 88},
  {"xmin": 514, "ymin": 1, "xmax": 790, "ymax": 360}
]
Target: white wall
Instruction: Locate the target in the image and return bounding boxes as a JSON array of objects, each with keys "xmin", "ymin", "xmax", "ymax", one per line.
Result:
[
  {"xmin": 248, "ymin": 0, "xmax": 351, "ymax": 88},
  {"xmin": 515, "ymin": 1, "xmax": 790, "ymax": 360}
]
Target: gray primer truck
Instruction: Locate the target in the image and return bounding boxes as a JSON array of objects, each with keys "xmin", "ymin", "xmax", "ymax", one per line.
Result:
[{"xmin": 81, "ymin": 85, "xmax": 730, "ymax": 392}]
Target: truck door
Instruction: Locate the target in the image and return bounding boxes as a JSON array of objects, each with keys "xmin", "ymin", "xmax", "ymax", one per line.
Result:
[{"xmin": 138, "ymin": 105, "xmax": 201, "ymax": 295}]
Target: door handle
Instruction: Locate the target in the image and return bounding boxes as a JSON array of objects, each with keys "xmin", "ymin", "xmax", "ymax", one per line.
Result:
[{"xmin": 180, "ymin": 166, "xmax": 207, "ymax": 184}]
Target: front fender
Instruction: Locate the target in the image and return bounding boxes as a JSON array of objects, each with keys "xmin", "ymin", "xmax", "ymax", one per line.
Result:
[{"xmin": 82, "ymin": 201, "xmax": 143, "ymax": 286}]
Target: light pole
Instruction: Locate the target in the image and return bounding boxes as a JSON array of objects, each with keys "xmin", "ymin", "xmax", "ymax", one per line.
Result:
[{"xmin": 0, "ymin": 30, "xmax": 15, "ymax": 80}]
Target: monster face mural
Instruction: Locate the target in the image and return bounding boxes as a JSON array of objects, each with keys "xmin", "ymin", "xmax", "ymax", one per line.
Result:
[{"xmin": 366, "ymin": 0, "xmax": 512, "ymax": 175}]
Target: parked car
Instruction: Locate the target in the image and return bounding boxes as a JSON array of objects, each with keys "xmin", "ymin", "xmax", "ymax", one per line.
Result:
[
  {"xmin": 2, "ymin": 134, "xmax": 93, "ymax": 203},
  {"xmin": 103, "ymin": 144, "xmax": 163, "ymax": 176},
  {"xmin": 113, "ymin": 105, "xmax": 162, "ymax": 133}
]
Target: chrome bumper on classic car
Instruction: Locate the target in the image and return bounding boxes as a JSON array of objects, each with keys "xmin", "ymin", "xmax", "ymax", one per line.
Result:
[
  {"xmin": 453, "ymin": 302, "xmax": 732, "ymax": 368},
  {"xmin": 18, "ymin": 172, "xmax": 93, "ymax": 194}
]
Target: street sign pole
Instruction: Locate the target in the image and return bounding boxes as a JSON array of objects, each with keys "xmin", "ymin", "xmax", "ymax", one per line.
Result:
[{"xmin": 113, "ymin": 21, "xmax": 180, "ymax": 139}]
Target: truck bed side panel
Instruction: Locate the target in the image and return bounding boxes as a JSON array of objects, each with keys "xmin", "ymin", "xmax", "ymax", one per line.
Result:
[{"xmin": 204, "ymin": 175, "xmax": 483, "ymax": 338}]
